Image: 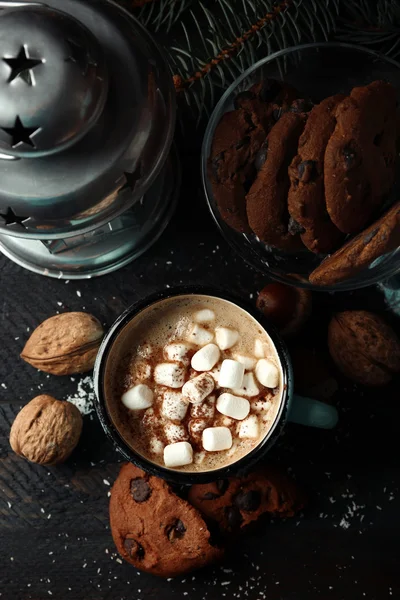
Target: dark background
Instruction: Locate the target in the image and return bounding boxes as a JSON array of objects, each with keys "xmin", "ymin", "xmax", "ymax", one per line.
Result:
[{"xmin": 0, "ymin": 146, "xmax": 399, "ymax": 600}]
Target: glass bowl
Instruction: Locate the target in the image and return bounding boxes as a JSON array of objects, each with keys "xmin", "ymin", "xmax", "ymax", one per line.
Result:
[{"xmin": 201, "ymin": 42, "xmax": 400, "ymax": 291}]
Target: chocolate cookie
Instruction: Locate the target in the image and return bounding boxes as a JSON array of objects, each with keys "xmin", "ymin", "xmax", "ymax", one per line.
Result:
[
  {"xmin": 188, "ymin": 466, "xmax": 306, "ymax": 534},
  {"xmin": 309, "ymin": 201, "xmax": 400, "ymax": 285},
  {"xmin": 288, "ymin": 95, "xmax": 345, "ymax": 253},
  {"xmin": 110, "ymin": 463, "xmax": 222, "ymax": 577},
  {"xmin": 246, "ymin": 109, "xmax": 308, "ymax": 250},
  {"xmin": 324, "ymin": 80, "xmax": 397, "ymax": 234}
]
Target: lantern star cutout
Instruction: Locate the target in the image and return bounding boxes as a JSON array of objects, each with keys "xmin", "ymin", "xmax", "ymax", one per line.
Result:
[
  {"xmin": 118, "ymin": 169, "xmax": 142, "ymax": 195},
  {"xmin": 65, "ymin": 38, "xmax": 96, "ymax": 76},
  {"xmin": 1, "ymin": 116, "xmax": 40, "ymax": 148},
  {"xmin": 3, "ymin": 46, "xmax": 43, "ymax": 85},
  {"xmin": 0, "ymin": 207, "xmax": 30, "ymax": 228}
]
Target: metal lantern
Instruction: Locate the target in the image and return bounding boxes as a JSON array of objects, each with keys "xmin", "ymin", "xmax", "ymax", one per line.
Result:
[{"xmin": 0, "ymin": 0, "xmax": 178, "ymax": 278}]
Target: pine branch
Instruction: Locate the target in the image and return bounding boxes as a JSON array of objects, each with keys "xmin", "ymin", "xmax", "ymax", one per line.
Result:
[
  {"xmin": 163, "ymin": 0, "xmax": 340, "ymax": 122},
  {"xmin": 120, "ymin": 0, "xmax": 399, "ymax": 125},
  {"xmin": 337, "ymin": 0, "xmax": 400, "ymax": 59}
]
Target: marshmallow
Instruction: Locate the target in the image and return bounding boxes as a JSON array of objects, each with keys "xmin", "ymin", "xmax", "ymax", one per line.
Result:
[
  {"xmin": 238, "ymin": 415, "xmax": 260, "ymax": 439},
  {"xmin": 164, "ymin": 422, "xmax": 188, "ymax": 444},
  {"xmin": 255, "ymin": 359, "xmax": 280, "ymax": 388},
  {"xmin": 194, "ymin": 309, "xmax": 215, "ymax": 323},
  {"xmin": 194, "ymin": 451, "xmax": 206, "ymax": 464},
  {"xmin": 209, "ymin": 366, "xmax": 221, "ymax": 386},
  {"xmin": 164, "ymin": 342, "xmax": 192, "ymax": 366},
  {"xmin": 164, "ymin": 441, "xmax": 193, "ymax": 467},
  {"xmin": 233, "ymin": 354, "xmax": 257, "ymax": 371},
  {"xmin": 188, "ymin": 418, "xmax": 208, "ymax": 442},
  {"xmin": 220, "ymin": 416, "xmax": 235, "ymax": 428},
  {"xmin": 142, "ymin": 407, "xmax": 155, "ymax": 427},
  {"xmin": 133, "ymin": 360, "xmax": 152, "ymax": 381},
  {"xmin": 218, "ymin": 359, "xmax": 245, "ymax": 389},
  {"xmin": 190, "ymin": 395, "xmax": 215, "ymax": 419},
  {"xmin": 191, "ymin": 343, "xmax": 220, "ymax": 372},
  {"xmin": 187, "ymin": 324, "xmax": 214, "ymax": 346},
  {"xmin": 149, "ymin": 438, "xmax": 164, "ymax": 455},
  {"xmin": 182, "ymin": 373, "xmax": 214, "ymax": 404},
  {"xmin": 254, "ymin": 339, "xmax": 267, "ymax": 358},
  {"xmin": 154, "ymin": 362, "xmax": 185, "ymax": 388},
  {"xmin": 161, "ymin": 390, "xmax": 188, "ymax": 421},
  {"xmin": 233, "ymin": 372, "xmax": 260, "ymax": 397},
  {"xmin": 202, "ymin": 426, "xmax": 232, "ymax": 451},
  {"xmin": 137, "ymin": 343, "xmax": 153, "ymax": 358},
  {"xmin": 121, "ymin": 384, "xmax": 154, "ymax": 410},
  {"xmin": 215, "ymin": 327, "xmax": 239, "ymax": 350},
  {"xmin": 252, "ymin": 398, "xmax": 272, "ymax": 413},
  {"xmin": 216, "ymin": 393, "xmax": 250, "ymax": 420}
]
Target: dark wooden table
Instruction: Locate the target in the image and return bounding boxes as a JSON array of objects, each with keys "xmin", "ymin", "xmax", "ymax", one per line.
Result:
[{"xmin": 0, "ymin": 150, "xmax": 399, "ymax": 600}]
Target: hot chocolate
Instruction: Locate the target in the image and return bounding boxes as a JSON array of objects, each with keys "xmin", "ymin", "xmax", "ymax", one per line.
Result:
[{"xmin": 104, "ymin": 295, "xmax": 284, "ymax": 472}]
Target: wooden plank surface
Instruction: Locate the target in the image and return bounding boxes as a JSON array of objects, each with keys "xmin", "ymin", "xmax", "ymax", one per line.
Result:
[{"xmin": 0, "ymin": 156, "xmax": 399, "ymax": 600}]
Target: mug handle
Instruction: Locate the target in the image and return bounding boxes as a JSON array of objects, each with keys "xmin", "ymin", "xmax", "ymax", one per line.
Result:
[{"xmin": 288, "ymin": 395, "xmax": 338, "ymax": 429}]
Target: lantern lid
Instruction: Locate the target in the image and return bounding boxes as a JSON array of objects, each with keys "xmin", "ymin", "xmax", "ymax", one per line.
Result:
[{"xmin": 0, "ymin": 0, "xmax": 175, "ymax": 238}]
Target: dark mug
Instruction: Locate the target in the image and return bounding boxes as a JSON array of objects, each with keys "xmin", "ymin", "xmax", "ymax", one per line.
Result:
[{"xmin": 93, "ymin": 286, "xmax": 338, "ymax": 484}]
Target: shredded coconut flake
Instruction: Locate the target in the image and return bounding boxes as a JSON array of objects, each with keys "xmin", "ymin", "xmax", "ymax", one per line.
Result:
[{"xmin": 65, "ymin": 376, "xmax": 95, "ymax": 415}]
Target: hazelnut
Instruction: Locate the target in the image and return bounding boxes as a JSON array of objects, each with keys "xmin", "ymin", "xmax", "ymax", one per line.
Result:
[
  {"xmin": 10, "ymin": 395, "xmax": 83, "ymax": 465},
  {"xmin": 21, "ymin": 312, "xmax": 104, "ymax": 375},
  {"xmin": 328, "ymin": 311, "xmax": 400, "ymax": 386},
  {"xmin": 256, "ymin": 282, "xmax": 312, "ymax": 336}
]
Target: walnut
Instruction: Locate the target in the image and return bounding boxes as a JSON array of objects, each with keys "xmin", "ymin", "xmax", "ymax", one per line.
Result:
[
  {"xmin": 10, "ymin": 395, "xmax": 83, "ymax": 465},
  {"xmin": 328, "ymin": 311, "xmax": 400, "ymax": 386},
  {"xmin": 21, "ymin": 312, "xmax": 104, "ymax": 375}
]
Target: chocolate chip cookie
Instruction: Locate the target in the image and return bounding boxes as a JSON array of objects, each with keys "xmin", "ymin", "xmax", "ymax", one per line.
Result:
[
  {"xmin": 110, "ymin": 463, "xmax": 222, "ymax": 577},
  {"xmin": 309, "ymin": 200, "xmax": 400, "ymax": 285},
  {"xmin": 209, "ymin": 108, "xmax": 265, "ymax": 233},
  {"xmin": 209, "ymin": 80, "xmax": 301, "ymax": 234},
  {"xmin": 288, "ymin": 94, "xmax": 345, "ymax": 253},
  {"xmin": 324, "ymin": 80, "xmax": 397, "ymax": 234},
  {"xmin": 246, "ymin": 109, "xmax": 308, "ymax": 250},
  {"xmin": 188, "ymin": 466, "xmax": 306, "ymax": 534}
]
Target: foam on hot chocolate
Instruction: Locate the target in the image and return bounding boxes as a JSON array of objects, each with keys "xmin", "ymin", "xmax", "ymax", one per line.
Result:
[{"xmin": 104, "ymin": 295, "xmax": 284, "ymax": 472}]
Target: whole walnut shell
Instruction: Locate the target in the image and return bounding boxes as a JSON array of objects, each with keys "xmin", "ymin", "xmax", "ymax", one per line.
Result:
[
  {"xmin": 328, "ymin": 311, "xmax": 400, "ymax": 386},
  {"xmin": 10, "ymin": 395, "xmax": 83, "ymax": 465},
  {"xmin": 21, "ymin": 312, "xmax": 104, "ymax": 375}
]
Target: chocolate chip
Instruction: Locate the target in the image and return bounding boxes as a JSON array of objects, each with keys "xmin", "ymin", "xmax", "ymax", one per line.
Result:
[
  {"xmin": 234, "ymin": 90, "xmax": 256, "ymax": 109},
  {"xmin": 259, "ymin": 79, "xmax": 281, "ymax": 103},
  {"xmin": 272, "ymin": 107, "xmax": 282, "ymax": 122},
  {"xmin": 243, "ymin": 112, "xmax": 256, "ymax": 131},
  {"xmin": 288, "ymin": 216, "xmax": 305, "ymax": 235},
  {"xmin": 233, "ymin": 490, "xmax": 262, "ymax": 512},
  {"xmin": 235, "ymin": 136, "xmax": 250, "ymax": 150},
  {"xmin": 342, "ymin": 145, "xmax": 357, "ymax": 170},
  {"xmin": 130, "ymin": 477, "xmax": 152, "ymax": 503},
  {"xmin": 254, "ymin": 140, "xmax": 269, "ymax": 171},
  {"xmin": 124, "ymin": 537, "xmax": 145, "ymax": 560},
  {"xmin": 211, "ymin": 152, "xmax": 225, "ymax": 181},
  {"xmin": 297, "ymin": 160, "xmax": 317, "ymax": 182},
  {"xmin": 224, "ymin": 506, "xmax": 244, "ymax": 530},
  {"xmin": 290, "ymin": 98, "xmax": 313, "ymax": 114},
  {"xmin": 364, "ymin": 228, "xmax": 379, "ymax": 244},
  {"xmin": 166, "ymin": 519, "xmax": 186, "ymax": 542},
  {"xmin": 216, "ymin": 479, "xmax": 229, "ymax": 495},
  {"xmin": 203, "ymin": 492, "xmax": 219, "ymax": 500}
]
